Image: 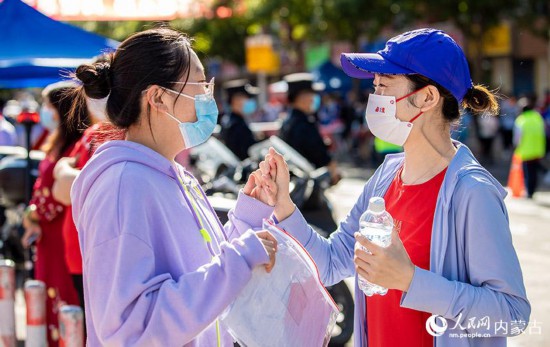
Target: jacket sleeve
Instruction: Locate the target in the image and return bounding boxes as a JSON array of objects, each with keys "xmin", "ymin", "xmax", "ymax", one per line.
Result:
[
  {"xmin": 400, "ymin": 178, "xmax": 531, "ymax": 337},
  {"xmin": 224, "ymin": 191, "xmax": 275, "ymax": 240},
  {"xmin": 276, "ymin": 175, "xmax": 377, "ymax": 286},
  {"xmin": 86, "ymin": 228, "xmax": 268, "ymax": 346}
]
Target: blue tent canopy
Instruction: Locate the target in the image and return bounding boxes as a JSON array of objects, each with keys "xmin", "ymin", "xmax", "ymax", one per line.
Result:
[{"xmin": 0, "ymin": 0, "xmax": 118, "ymax": 89}]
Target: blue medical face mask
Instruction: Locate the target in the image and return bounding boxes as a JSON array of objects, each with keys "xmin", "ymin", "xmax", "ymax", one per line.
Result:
[
  {"xmin": 39, "ymin": 106, "xmax": 58, "ymax": 131},
  {"xmin": 310, "ymin": 94, "xmax": 321, "ymax": 113},
  {"xmin": 241, "ymin": 99, "xmax": 257, "ymax": 116},
  {"xmin": 163, "ymin": 78, "xmax": 219, "ymax": 149}
]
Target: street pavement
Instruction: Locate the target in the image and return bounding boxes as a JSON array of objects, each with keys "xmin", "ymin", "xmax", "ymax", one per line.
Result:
[{"xmin": 328, "ymin": 162, "xmax": 550, "ymax": 347}]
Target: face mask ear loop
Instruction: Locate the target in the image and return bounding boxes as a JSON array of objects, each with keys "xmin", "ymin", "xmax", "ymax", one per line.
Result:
[
  {"xmin": 409, "ymin": 111, "xmax": 424, "ymax": 123},
  {"xmin": 164, "ymin": 110, "xmax": 182, "ymax": 124},
  {"xmin": 397, "ymin": 85, "xmax": 429, "ymax": 123},
  {"xmin": 396, "ymin": 85, "xmax": 429, "ymax": 103}
]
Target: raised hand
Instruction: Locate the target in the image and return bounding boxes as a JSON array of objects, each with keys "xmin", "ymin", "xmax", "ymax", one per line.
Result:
[
  {"xmin": 242, "ymin": 169, "xmax": 277, "ymax": 206},
  {"xmin": 261, "ymin": 148, "xmax": 294, "ymax": 221}
]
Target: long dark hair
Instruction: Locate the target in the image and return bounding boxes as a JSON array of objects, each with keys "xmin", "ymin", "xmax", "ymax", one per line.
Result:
[
  {"xmin": 41, "ymin": 83, "xmax": 91, "ymax": 158},
  {"xmin": 68, "ymin": 27, "xmax": 193, "ymax": 137}
]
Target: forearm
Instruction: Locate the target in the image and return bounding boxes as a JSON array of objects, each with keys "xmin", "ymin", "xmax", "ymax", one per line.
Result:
[
  {"xmin": 52, "ymin": 171, "xmax": 78, "ymax": 205},
  {"xmin": 276, "ymin": 207, "xmax": 355, "ymax": 286}
]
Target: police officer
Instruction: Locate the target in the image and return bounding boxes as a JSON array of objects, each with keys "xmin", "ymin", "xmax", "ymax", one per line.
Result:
[
  {"xmin": 279, "ymin": 73, "xmax": 341, "ymax": 184},
  {"xmin": 220, "ymin": 79, "xmax": 259, "ymax": 160}
]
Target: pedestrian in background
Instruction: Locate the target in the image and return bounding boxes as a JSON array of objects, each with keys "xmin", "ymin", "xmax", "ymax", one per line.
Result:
[
  {"xmin": 499, "ymin": 94, "xmax": 520, "ymax": 153},
  {"xmin": 514, "ymin": 95, "xmax": 546, "ymax": 198},
  {"xmin": 279, "ymin": 73, "xmax": 341, "ymax": 184},
  {"xmin": 219, "ymin": 79, "xmax": 259, "ymax": 160},
  {"xmin": 21, "ymin": 81, "xmax": 87, "ymax": 346},
  {"xmin": 52, "ymin": 96, "xmax": 112, "ymax": 312},
  {"xmin": 0, "ymin": 99, "xmax": 18, "ymax": 146}
]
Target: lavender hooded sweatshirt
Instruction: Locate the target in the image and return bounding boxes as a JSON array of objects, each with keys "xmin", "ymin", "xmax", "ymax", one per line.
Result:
[
  {"xmin": 276, "ymin": 142, "xmax": 530, "ymax": 346},
  {"xmin": 71, "ymin": 140, "xmax": 274, "ymax": 346}
]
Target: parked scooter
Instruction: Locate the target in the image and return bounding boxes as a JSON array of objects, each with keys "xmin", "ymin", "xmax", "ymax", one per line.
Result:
[
  {"xmin": 189, "ymin": 136, "xmax": 354, "ymax": 346},
  {"xmin": 0, "ymin": 146, "xmax": 44, "ymax": 276}
]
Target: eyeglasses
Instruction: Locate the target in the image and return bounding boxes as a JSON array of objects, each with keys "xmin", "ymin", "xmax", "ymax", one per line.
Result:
[
  {"xmin": 143, "ymin": 77, "xmax": 215, "ymax": 99},
  {"xmin": 170, "ymin": 77, "xmax": 215, "ymax": 98}
]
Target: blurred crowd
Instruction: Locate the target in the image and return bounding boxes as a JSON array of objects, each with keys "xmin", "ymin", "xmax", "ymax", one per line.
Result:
[{"xmin": 3, "ymin": 79, "xmax": 550, "ymax": 186}]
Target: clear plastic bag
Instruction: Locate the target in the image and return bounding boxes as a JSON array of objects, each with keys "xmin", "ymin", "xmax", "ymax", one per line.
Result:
[{"xmin": 220, "ymin": 219, "xmax": 339, "ymax": 347}]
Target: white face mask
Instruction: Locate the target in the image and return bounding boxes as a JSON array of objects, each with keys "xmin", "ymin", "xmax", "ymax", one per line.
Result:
[
  {"xmin": 364, "ymin": 89, "xmax": 424, "ymax": 146},
  {"xmin": 39, "ymin": 106, "xmax": 58, "ymax": 131}
]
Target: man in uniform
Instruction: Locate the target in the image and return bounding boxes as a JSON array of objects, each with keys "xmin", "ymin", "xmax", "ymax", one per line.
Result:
[
  {"xmin": 279, "ymin": 73, "xmax": 341, "ymax": 184},
  {"xmin": 220, "ymin": 79, "xmax": 259, "ymax": 160}
]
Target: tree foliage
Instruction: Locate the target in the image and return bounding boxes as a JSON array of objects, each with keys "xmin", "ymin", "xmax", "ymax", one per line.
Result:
[{"xmin": 71, "ymin": 0, "xmax": 549, "ymax": 79}]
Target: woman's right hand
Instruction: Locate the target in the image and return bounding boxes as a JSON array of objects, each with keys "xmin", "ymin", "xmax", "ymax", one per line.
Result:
[
  {"xmin": 260, "ymin": 148, "xmax": 295, "ymax": 222},
  {"xmin": 22, "ymin": 218, "xmax": 42, "ymax": 248},
  {"xmin": 256, "ymin": 230, "xmax": 278, "ymax": 273}
]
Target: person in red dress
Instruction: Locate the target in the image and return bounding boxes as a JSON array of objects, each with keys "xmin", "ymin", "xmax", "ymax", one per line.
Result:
[
  {"xmin": 22, "ymin": 81, "xmax": 91, "ymax": 346},
  {"xmin": 53, "ymin": 95, "xmax": 118, "ymax": 310}
]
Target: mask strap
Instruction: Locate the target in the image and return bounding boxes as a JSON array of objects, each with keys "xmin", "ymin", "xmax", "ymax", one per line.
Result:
[
  {"xmin": 396, "ymin": 85, "xmax": 428, "ymax": 103},
  {"xmin": 409, "ymin": 111, "xmax": 424, "ymax": 123},
  {"xmin": 396, "ymin": 85, "xmax": 429, "ymax": 123},
  {"xmin": 164, "ymin": 111, "xmax": 182, "ymax": 125}
]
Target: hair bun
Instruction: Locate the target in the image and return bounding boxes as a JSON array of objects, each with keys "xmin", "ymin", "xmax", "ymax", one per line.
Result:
[
  {"xmin": 76, "ymin": 62, "xmax": 112, "ymax": 99},
  {"xmin": 462, "ymin": 84, "xmax": 499, "ymax": 116}
]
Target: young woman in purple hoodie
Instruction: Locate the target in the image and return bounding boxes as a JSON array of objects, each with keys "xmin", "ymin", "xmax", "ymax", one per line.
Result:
[{"xmin": 69, "ymin": 27, "xmax": 279, "ymax": 346}]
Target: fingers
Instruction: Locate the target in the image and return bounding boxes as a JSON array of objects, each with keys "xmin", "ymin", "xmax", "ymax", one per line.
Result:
[
  {"xmin": 354, "ymin": 241, "xmax": 374, "ymax": 264},
  {"xmin": 262, "ymin": 183, "xmax": 277, "ymax": 206},
  {"xmin": 251, "ymin": 170, "xmax": 262, "ymax": 186},
  {"xmin": 257, "ymin": 231, "xmax": 278, "ymax": 273},
  {"xmin": 259, "ymin": 160, "xmax": 270, "ymax": 177},
  {"xmin": 265, "ymin": 153, "xmax": 277, "ymax": 178},
  {"xmin": 256, "ymin": 230, "xmax": 278, "ymax": 245},
  {"xmin": 269, "ymin": 148, "xmax": 289, "ymax": 183},
  {"xmin": 269, "ymin": 147, "xmax": 287, "ymax": 169},
  {"xmin": 355, "ymin": 258, "xmax": 373, "ymax": 282},
  {"xmin": 354, "ymin": 245, "xmax": 381, "ymax": 284},
  {"xmin": 354, "ymin": 233, "xmax": 382, "ymax": 255},
  {"xmin": 243, "ymin": 173, "xmax": 255, "ymax": 195}
]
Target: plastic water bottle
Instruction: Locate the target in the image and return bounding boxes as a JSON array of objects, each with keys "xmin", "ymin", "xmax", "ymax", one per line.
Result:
[{"xmin": 357, "ymin": 197, "xmax": 393, "ymax": 296}]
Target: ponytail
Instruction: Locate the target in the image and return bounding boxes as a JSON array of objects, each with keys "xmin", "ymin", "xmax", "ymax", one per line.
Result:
[{"xmin": 462, "ymin": 85, "xmax": 499, "ymax": 116}]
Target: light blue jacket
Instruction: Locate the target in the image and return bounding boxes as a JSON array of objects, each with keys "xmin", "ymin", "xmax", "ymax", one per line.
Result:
[{"xmin": 277, "ymin": 142, "xmax": 530, "ymax": 346}]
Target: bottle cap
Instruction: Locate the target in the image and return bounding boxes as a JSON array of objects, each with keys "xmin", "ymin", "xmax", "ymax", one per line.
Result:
[{"xmin": 368, "ymin": 197, "xmax": 385, "ymax": 213}]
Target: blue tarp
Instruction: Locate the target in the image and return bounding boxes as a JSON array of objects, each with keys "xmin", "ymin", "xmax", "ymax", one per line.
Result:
[{"xmin": 0, "ymin": 0, "xmax": 118, "ymax": 88}]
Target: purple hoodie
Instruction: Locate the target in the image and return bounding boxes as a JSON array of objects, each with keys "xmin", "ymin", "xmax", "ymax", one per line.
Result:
[{"xmin": 71, "ymin": 140, "xmax": 273, "ymax": 346}]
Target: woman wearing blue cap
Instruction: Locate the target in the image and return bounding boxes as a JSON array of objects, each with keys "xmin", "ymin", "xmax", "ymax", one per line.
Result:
[{"xmin": 259, "ymin": 28, "xmax": 530, "ymax": 346}]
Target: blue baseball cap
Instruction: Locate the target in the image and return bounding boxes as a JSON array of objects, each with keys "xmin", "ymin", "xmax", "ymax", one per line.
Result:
[{"xmin": 341, "ymin": 28, "xmax": 473, "ymax": 102}]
